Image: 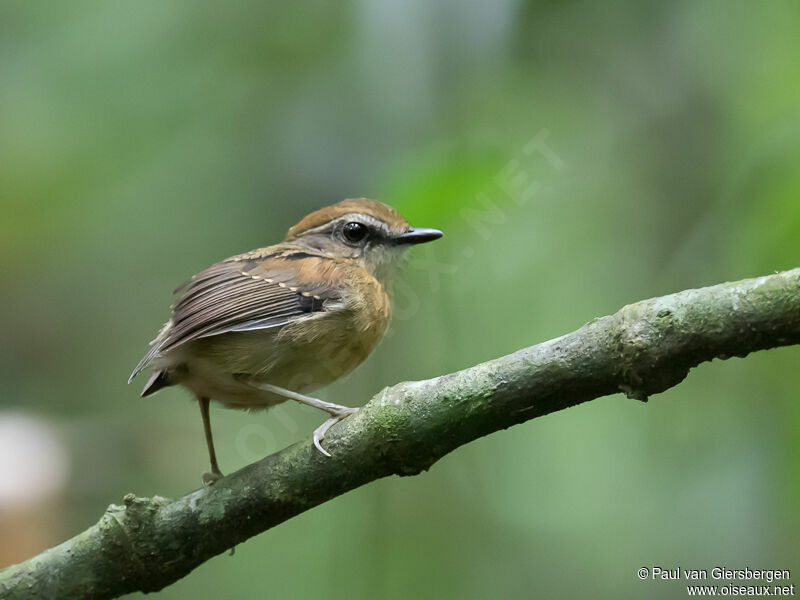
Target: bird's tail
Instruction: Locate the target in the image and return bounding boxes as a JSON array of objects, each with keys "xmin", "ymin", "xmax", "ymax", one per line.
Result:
[{"xmin": 139, "ymin": 370, "xmax": 172, "ymax": 397}]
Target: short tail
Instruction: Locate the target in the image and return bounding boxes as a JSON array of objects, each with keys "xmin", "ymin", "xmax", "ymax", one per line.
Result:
[{"xmin": 140, "ymin": 370, "xmax": 172, "ymax": 397}]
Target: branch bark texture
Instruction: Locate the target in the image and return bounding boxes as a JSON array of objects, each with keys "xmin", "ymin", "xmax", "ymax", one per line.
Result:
[{"xmin": 2, "ymin": 268, "xmax": 799, "ymax": 599}]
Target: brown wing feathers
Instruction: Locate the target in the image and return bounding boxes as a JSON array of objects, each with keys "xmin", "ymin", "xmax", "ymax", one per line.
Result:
[
  {"xmin": 129, "ymin": 253, "xmax": 342, "ymax": 381},
  {"xmin": 163, "ymin": 256, "xmax": 339, "ymax": 350}
]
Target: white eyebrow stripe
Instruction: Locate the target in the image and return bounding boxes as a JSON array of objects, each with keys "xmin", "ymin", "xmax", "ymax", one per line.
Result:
[
  {"xmin": 300, "ymin": 213, "xmax": 390, "ymax": 236},
  {"xmin": 300, "ymin": 223, "xmax": 334, "ymax": 235},
  {"xmin": 340, "ymin": 213, "xmax": 385, "ymax": 229}
]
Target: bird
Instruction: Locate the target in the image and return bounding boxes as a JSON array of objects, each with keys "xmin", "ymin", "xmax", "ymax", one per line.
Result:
[{"xmin": 129, "ymin": 198, "xmax": 443, "ymax": 483}]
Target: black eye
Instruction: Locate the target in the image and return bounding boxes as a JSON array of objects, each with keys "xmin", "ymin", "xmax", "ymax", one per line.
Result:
[{"xmin": 342, "ymin": 222, "xmax": 368, "ymax": 243}]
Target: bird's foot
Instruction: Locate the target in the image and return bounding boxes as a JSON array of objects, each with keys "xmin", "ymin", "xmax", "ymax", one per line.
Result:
[
  {"xmin": 202, "ymin": 469, "xmax": 224, "ymax": 487},
  {"xmin": 244, "ymin": 382, "xmax": 359, "ymax": 458},
  {"xmin": 313, "ymin": 406, "xmax": 358, "ymax": 458}
]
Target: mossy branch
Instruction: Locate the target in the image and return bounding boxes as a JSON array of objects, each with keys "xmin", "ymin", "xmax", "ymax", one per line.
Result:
[{"xmin": 2, "ymin": 268, "xmax": 799, "ymax": 599}]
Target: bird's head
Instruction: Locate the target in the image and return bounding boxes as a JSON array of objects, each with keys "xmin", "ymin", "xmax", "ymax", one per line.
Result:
[{"xmin": 284, "ymin": 198, "xmax": 443, "ymax": 282}]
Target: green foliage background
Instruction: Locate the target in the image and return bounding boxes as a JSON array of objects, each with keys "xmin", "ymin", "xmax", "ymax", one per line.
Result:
[{"xmin": 1, "ymin": 1, "xmax": 798, "ymax": 598}]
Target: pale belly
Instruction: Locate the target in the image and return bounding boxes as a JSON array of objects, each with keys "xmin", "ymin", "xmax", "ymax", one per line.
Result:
[{"xmin": 156, "ymin": 308, "xmax": 388, "ymax": 409}]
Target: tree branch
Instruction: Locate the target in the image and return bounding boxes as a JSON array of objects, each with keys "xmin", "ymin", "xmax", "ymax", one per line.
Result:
[{"xmin": 2, "ymin": 268, "xmax": 799, "ymax": 600}]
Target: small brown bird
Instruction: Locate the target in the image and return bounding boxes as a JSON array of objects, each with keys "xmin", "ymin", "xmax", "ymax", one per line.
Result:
[{"xmin": 129, "ymin": 198, "xmax": 442, "ymax": 482}]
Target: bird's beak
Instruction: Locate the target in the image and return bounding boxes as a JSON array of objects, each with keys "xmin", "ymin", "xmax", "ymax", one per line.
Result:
[{"xmin": 394, "ymin": 227, "xmax": 443, "ymax": 245}]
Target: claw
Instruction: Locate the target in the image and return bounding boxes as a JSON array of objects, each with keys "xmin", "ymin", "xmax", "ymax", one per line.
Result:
[
  {"xmin": 313, "ymin": 423, "xmax": 333, "ymax": 457},
  {"xmin": 245, "ymin": 383, "xmax": 360, "ymax": 456},
  {"xmin": 312, "ymin": 408, "xmax": 358, "ymax": 457}
]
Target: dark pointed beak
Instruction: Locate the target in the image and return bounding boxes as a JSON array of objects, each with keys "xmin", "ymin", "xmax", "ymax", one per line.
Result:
[{"xmin": 394, "ymin": 227, "xmax": 443, "ymax": 245}]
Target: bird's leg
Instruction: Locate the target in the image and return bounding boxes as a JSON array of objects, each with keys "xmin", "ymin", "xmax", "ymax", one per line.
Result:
[
  {"xmin": 198, "ymin": 396, "xmax": 224, "ymax": 485},
  {"xmin": 246, "ymin": 382, "xmax": 358, "ymax": 457}
]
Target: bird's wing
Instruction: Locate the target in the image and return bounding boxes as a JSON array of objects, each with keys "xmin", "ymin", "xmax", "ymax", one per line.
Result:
[{"xmin": 129, "ymin": 250, "xmax": 343, "ymax": 380}]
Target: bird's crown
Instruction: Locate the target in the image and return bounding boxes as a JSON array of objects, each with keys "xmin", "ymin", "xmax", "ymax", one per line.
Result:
[{"xmin": 285, "ymin": 198, "xmax": 410, "ymax": 240}]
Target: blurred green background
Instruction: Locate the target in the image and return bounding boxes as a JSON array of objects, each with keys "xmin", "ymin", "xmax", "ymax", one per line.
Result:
[{"xmin": 1, "ymin": 1, "xmax": 798, "ymax": 598}]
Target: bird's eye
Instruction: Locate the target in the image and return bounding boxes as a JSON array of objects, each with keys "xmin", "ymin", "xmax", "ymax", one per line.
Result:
[{"xmin": 342, "ymin": 222, "xmax": 369, "ymax": 244}]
